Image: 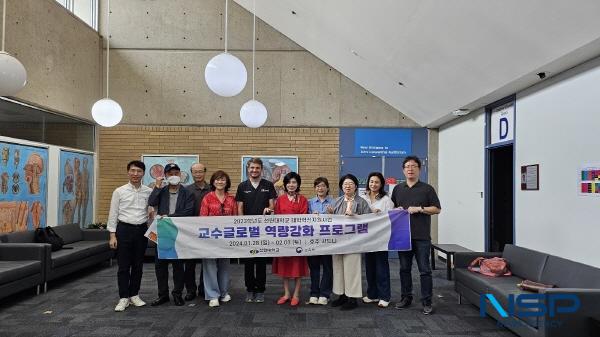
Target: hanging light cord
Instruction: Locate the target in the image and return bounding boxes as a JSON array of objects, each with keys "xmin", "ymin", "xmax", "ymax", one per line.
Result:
[
  {"xmin": 106, "ymin": 0, "xmax": 110, "ymax": 98},
  {"xmin": 224, "ymin": 0, "xmax": 228, "ymax": 53},
  {"xmin": 252, "ymin": 0, "xmax": 255, "ymax": 100},
  {"xmin": 2, "ymin": 0, "xmax": 6, "ymax": 52}
]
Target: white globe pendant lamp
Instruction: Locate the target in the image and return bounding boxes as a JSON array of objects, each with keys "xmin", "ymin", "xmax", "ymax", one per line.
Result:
[
  {"xmin": 92, "ymin": 98, "xmax": 122, "ymax": 127},
  {"xmin": 0, "ymin": 0, "xmax": 27, "ymax": 96},
  {"xmin": 240, "ymin": 99, "xmax": 267, "ymax": 128},
  {"xmin": 240, "ymin": 0, "xmax": 267, "ymax": 128},
  {"xmin": 91, "ymin": 0, "xmax": 122, "ymax": 127},
  {"xmin": 205, "ymin": 52, "xmax": 247, "ymax": 97},
  {"xmin": 205, "ymin": 0, "xmax": 247, "ymax": 97}
]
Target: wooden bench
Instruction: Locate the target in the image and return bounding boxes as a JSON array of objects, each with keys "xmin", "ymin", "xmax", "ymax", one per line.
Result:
[{"xmin": 430, "ymin": 243, "xmax": 473, "ymax": 280}]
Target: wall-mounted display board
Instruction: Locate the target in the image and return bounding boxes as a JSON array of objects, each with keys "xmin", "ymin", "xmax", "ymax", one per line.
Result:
[
  {"xmin": 0, "ymin": 141, "xmax": 48, "ymax": 233},
  {"xmin": 241, "ymin": 156, "xmax": 298, "ymax": 196},
  {"xmin": 58, "ymin": 150, "xmax": 94, "ymax": 227},
  {"xmin": 520, "ymin": 164, "xmax": 539, "ymax": 190},
  {"xmin": 579, "ymin": 165, "xmax": 600, "ymax": 196},
  {"xmin": 142, "ymin": 154, "xmax": 199, "ymax": 188}
]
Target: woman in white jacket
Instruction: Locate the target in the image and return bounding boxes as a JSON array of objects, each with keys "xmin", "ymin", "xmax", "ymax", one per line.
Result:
[{"xmin": 360, "ymin": 172, "xmax": 394, "ymax": 308}]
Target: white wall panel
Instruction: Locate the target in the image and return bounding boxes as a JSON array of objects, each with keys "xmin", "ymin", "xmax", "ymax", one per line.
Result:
[{"xmin": 438, "ymin": 110, "xmax": 485, "ymax": 251}]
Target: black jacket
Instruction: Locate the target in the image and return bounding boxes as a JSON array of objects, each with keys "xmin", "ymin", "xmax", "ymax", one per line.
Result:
[{"xmin": 148, "ymin": 184, "xmax": 195, "ymax": 217}]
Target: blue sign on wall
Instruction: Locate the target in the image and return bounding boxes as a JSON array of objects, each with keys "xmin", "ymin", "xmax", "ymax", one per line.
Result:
[
  {"xmin": 352, "ymin": 128, "xmax": 412, "ymax": 157},
  {"xmin": 339, "ymin": 128, "xmax": 429, "ymax": 188}
]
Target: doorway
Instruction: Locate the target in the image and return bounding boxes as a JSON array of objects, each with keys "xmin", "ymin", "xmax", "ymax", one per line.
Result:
[{"xmin": 487, "ymin": 144, "xmax": 514, "ymax": 252}]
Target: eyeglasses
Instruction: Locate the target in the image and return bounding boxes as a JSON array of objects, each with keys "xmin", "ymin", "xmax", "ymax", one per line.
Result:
[{"xmin": 403, "ymin": 165, "xmax": 419, "ymax": 169}]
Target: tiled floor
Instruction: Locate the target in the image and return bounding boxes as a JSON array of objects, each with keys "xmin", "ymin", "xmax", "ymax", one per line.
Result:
[{"xmin": 0, "ymin": 259, "xmax": 515, "ymax": 337}]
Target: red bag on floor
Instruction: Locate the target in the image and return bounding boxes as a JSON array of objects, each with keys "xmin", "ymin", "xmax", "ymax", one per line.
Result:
[{"xmin": 468, "ymin": 257, "xmax": 511, "ymax": 277}]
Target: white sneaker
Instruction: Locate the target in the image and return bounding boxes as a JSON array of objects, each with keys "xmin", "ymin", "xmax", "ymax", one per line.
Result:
[
  {"xmin": 220, "ymin": 294, "xmax": 231, "ymax": 303},
  {"xmin": 129, "ymin": 295, "xmax": 146, "ymax": 307},
  {"xmin": 378, "ymin": 300, "xmax": 390, "ymax": 308},
  {"xmin": 114, "ymin": 298, "xmax": 129, "ymax": 312},
  {"xmin": 317, "ymin": 297, "xmax": 328, "ymax": 305},
  {"xmin": 209, "ymin": 299, "xmax": 220, "ymax": 307},
  {"xmin": 362, "ymin": 296, "xmax": 379, "ymax": 303},
  {"xmin": 308, "ymin": 296, "xmax": 319, "ymax": 305}
]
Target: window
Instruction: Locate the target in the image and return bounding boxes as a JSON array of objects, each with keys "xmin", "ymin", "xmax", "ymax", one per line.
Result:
[
  {"xmin": 0, "ymin": 98, "xmax": 95, "ymax": 152},
  {"xmin": 55, "ymin": 0, "xmax": 98, "ymax": 30}
]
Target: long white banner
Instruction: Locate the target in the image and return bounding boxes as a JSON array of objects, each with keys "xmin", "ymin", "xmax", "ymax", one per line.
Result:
[{"xmin": 145, "ymin": 209, "xmax": 411, "ymax": 259}]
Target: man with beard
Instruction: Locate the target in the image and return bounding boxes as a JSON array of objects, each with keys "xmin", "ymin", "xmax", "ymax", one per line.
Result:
[{"xmin": 235, "ymin": 158, "xmax": 277, "ymax": 303}]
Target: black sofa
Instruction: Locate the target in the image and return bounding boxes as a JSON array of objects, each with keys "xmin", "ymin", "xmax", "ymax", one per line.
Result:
[
  {"xmin": 0, "ymin": 224, "xmax": 113, "ymax": 291},
  {"xmin": 454, "ymin": 244, "xmax": 600, "ymax": 337},
  {"xmin": 0, "ymin": 243, "xmax": 47, "ymax": 300}
]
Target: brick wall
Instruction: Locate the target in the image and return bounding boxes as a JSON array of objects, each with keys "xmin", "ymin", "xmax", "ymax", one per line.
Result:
[{"xmin": 97, "ymin": 126, "xmax": 340, "ymax": 221}]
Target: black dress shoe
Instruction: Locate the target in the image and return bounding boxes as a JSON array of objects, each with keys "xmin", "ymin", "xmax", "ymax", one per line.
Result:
[
  {"xmin": 150, "ymin": 296, "xmax": 169, "ymax": 306},
  {"xmin": 340, "ymin": 298, "xmax": 358, "ymax": 311},
  {"xmin": 173, "ymin": 295, "xmax": 185, "ymax": 306},
  {"xmin": 330, "ymin": 294, "xmax": 348, "ymax": 307},
  {"xmin": 184, "ymin": 292, "xmax": 196, "ymax": 301},
  {"xmin": 394, "ymin": 297, "xmax": 412, "ymax": 310}
]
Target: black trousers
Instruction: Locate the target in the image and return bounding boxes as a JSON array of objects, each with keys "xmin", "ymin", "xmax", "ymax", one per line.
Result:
[
  {"xmin": 155, "ymin": 248, "xmax": 184, "ymax": 298},
  {"xmin": 307, "ymin": 255, "xmax": 333, "ymax": 298},
  {"xmin": 184, "ymin": 259, "xmax": 204, "ymax": 294},
  {"xmin": 116, "ymin": 222, "xmax": 148, "ymax": 299},
  {"xmin": 243, "ymin": 257, "xmax": 270, "ymax": 293}
]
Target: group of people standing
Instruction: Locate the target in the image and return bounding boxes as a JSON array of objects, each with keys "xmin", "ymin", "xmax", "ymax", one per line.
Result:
[{"xmin": 107, "ymin": 156, "xmax": 441, "ymax": 315}]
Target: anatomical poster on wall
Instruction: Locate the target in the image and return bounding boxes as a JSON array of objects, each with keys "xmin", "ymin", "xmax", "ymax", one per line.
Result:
[
  {"xmin": 58, "ymin": 150, "xmax": 94, "ymax": 227},
  {"xmin": 0, "ymin": 141, "xmax": 48, "ymax": 233},
  {"xmin": 241, "ymin": 156, "xmax": 298, "ymax": 196},
  {"xmin": 579, "ymin": 165, "xmax": 600, "ymax": 196},
  {"xmin": 142, "ymin": 154, "xmax": 199, "ymax": 188}
]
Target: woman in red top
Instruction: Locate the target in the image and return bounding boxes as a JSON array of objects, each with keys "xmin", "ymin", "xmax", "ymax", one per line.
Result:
[
  {"xmin": 273, "ymin": 172, "xmax": 309, "ymax": 306},
  {"xmin": 199, "ymin": 170, "xmax": 237, "ymax": 307}
]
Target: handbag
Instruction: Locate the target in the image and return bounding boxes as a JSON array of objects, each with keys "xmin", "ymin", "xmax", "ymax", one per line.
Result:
[
  {"xmin": 517, "ymin": 279, "xmax": 555, "ymax": 292},
  {"xmin": 468, "ymin": 257, "xmax": 512, "ymax": 277},
  {"xmin": 35, "ymin": 227, "xmax": 65, "ymax": 252}
]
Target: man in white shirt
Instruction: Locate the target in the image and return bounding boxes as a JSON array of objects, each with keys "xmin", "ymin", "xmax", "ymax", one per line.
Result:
[{"xmin": 107, "ymin": 160, "xmax": 153, "ymax": 312}]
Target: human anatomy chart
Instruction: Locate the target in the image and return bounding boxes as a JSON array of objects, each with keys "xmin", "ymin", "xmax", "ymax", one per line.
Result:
[
  {"xmin": 0, "ymin": 141, "xmax": 48, "ymax": 233},
  {"xmin": 59, "ymin": 150, "xmax": 94, "ymax": 227}
]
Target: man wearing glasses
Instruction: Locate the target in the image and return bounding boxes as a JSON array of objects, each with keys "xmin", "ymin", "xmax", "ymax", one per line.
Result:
[
  {"xmin": 108, "ymin": 160, "xmax": 153, "ymax": 312},
  {"xmin": 391, "ymin": 156, "xmax": 441, "ymax": 315},
  {"xmin": 183, "ymin": 163, "xmax": 210, "ymax": 301}
]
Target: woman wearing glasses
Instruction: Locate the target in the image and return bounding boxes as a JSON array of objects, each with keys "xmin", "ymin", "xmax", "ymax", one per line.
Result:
[
  {"xmin": 199, "ymin": 170, "xmax": 237, "ymax": 307},
  {"xmin": 328, "ymin": 174, "xmax": 372, "ymax": 310},
  {"xmin": 272, "ymin": 172, "xmax": 309, "ymax": 306}
]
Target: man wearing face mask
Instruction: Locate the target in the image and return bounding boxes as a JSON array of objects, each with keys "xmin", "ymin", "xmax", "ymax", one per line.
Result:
[{"xmin": 148, "ymin": 163, "xmax": 196, "ymax": 306}]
